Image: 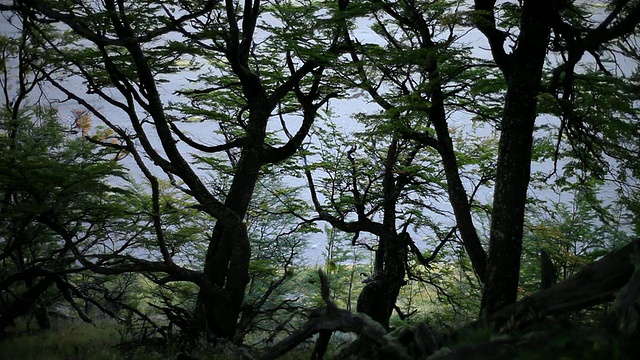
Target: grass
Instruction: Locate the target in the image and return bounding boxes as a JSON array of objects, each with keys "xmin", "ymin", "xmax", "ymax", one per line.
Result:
[
  {"xmin": 0, "ymin": 320, "xmax": 321, "ymax": 360},
  {"xmin": 0, "ymin": 321, "xmax": 121, "ymax": 360}
]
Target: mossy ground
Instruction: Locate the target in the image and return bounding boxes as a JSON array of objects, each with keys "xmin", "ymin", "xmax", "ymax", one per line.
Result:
[
  {"xmin": 0, "ymin": 320, "xmax": 121, "ymax": 360},
  {"xmin": 0, "ymin": 320, "xmax": 318, "ymax": 360}
]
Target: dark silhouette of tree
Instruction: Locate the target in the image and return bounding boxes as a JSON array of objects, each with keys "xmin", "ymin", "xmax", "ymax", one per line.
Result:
[
  {"xmin": 0, "ymin": 23, "xmax": 129, "ymax": 331},
  {"xmin": 322, "ymin": 0, "xmax": 640, "ymax": 323},
  {"xmin": 2, "ymin": 0, "xmax": 348, "ymax": 340},
  {"xmin": 472, "ymin": 0, "xmax": 640, "ymax": 316}
]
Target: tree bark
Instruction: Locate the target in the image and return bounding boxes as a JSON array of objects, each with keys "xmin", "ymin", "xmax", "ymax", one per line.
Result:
[
  {"xmin": 194, "ymin": 224, "xmax": 251, "ymax": 340},
  {"xmin": 193, "ymin": 107, "xmax": 268, "ymax": 339},
  {"xmin": 356, "ymin": 240, "xmax": 405, "ymax": 330},
  {"xmin": 480, "ymin": 0, "xmax": 553, "ymax": 317},
  {"xmin": 355, "ymin": 137, "xmax": 408, "ymax": 329},
  {"xmin": 429, "ymin": 73, "xmax": 487, "ymax": 281}
]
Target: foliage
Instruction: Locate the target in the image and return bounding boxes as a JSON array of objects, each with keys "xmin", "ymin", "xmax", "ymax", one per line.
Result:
[
  {"xmin": 521, "ymin": 191, "xmax": 634, "ymax": 296},
  {"xmin": 0, "ymin": 25, "xmax": 133, "ymax": 331},
  {"xmin": 322, "ymin": 226, "xmax": 370, "ymax": 312}
]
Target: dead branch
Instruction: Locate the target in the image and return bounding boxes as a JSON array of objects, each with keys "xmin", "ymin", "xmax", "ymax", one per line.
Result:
[{"xmin": 259, "ymin": 270, "xmax": 387, "ymax": 360}]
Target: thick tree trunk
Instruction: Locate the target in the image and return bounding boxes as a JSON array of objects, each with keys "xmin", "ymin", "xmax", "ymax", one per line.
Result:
[
  {"xmin": 193, "ymin": 111, "xmax": 267, "ymax": 340},
  {"xmin": 194, "ymin": 224, "xmax": 251, "ymax": 340},
  {"xmin": 481, "ymin": 1, "xmax": 552, "ymax": 317},
  {"xmin": 0, "ymin": 276, "xmax": 55, "ymax": 332},
  {"xmin": 356, "ymin": 233, "xmax": 408, "ymax": 329}
]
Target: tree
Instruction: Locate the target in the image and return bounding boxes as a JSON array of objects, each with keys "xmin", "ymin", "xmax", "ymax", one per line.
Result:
[
  {"xmin": 324, "ymin": 0, "xmax": 640, "ymax": 321},
  {"xmin": 473, "ymin": 0, "xmax": 640, "ymax": 316},
  {"xmin": 304, "ymin": 119, "xmax": 467, "ymax": 328},
  {"xmin": 299, "ymin": 0, "xmax": 497, "ymax": 329},
  {"xmin": 3, "ymin": 0, "xmax": 640, "ymax": 354},
  {"xmin": 1, "ymin": 0, "xmax": 351, "ymax": 340},
  {"xmin": 0, "ymin": 28, "xmax": 129, "ymax": 331},
  {"xmin": 234, "ymin": 175, "xmax": 315, "ymax": 344}
]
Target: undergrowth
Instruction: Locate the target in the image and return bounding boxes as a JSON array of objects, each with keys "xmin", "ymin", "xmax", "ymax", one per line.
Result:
[
  {"xmin": 0, "ymin": 321, "xmax": 120, "ymax": 360},
  {"xmin": 0, "ymin": 320, "xmax": 319, "ymax": 360}
]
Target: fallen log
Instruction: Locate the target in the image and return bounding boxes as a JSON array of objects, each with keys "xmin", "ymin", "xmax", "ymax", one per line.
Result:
[
  {"xmin": 487, "ymin": 239, "xmax": 640, "ymax": 332},
  {"xmin": 430, "ymin": 325, "xmax": 630, "ymax": 360}
]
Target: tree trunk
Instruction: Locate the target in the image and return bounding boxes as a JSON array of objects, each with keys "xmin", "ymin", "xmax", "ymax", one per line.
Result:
[
  {"xmin": 430, "ymin": 76, "xmax": 487, "ymax": 281},
  {"xmin": 356, "ymin": 279, "xmax": 400, "ymax": 330},
  {"xmin": 194, "ymin": 224, "xmax": 251, "ymax": 340},
  {"xmin": 540, "ymin": 250, "xmax": 556, "ymax": 290},
  {"xmin": 356, "ymin": 137, "xmax": 408, "ymax": 329},
  {"xmin": 0, "ymin": 276, "xmax": 55, "ymax": 333},
  {"xmin": 193, "ymin": 110, "xmax": 268, "ymax": 340},
  {"xmin": 357, "ymin": 233, "xmax": 408, "ymax": 329},
  {"xmin": 481, "ymin": 1, "xmax": 552, "ymax": 317}
]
